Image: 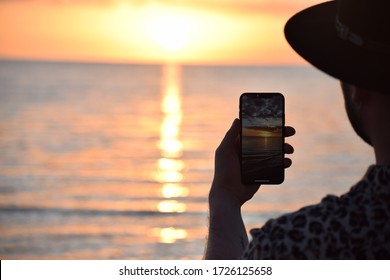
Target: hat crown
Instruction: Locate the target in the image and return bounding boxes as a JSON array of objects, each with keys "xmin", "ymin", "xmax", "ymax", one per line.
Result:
[
  {"xmin": 337, "ymin": 0, "xmax": 390, "ymax": 45},
  {"xmin": 284, "ymin": 0, "xmax": 390, "ymax": 92}
]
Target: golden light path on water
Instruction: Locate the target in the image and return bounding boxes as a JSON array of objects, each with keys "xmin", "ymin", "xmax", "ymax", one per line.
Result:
[{"xmin": 152, "ymin": 64, "xmax": 189, "ymax": 243}]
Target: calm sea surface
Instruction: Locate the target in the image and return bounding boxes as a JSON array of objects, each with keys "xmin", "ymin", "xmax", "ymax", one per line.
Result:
[{"xmin": 0, "ymin": 60, "xmax": 374, "ymax": 259}]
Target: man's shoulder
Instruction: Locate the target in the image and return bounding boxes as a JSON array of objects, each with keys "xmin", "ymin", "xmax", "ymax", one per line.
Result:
[
  {"xmin": 252, "ymin": 164, "xmax": 390, "ymax": 239},
  {"xmin": 244, "ymin": 166, "xmax": 390, "ymax": 259}
]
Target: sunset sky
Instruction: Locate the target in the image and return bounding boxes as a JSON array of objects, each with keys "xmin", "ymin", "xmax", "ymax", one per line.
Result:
[{"xmin": 0, "ymin": 0, "xmax": 323, "ymax": 65}]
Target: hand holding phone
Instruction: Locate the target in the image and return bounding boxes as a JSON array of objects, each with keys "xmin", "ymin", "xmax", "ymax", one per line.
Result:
[
  {"xmin": 240, "ymin": 92, "xmax": 285, "ymax": 184},
  {"xmin": 209, "ymin": 115, "xmax": 294, "ymax": 209}
]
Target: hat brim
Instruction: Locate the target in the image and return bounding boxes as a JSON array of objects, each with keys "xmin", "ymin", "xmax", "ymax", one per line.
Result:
[{"xmin": 284, "ymin": 1, "xmax": 390, "ymax": 92}]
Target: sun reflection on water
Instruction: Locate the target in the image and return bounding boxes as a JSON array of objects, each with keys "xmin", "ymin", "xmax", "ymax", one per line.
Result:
[
  {"xmin": 161, "ymin": 183, "xmax": 189, "ymax": 198},
  {"xmin": 157, "ymin": 200, "xmax": 186, "ymax": 213},
  {"xmin": 152, "ymin": 227, "xmax": 188, "ymax": 244},
  {"xmin": 154, "ymin": 64, "xmax": 189, "ymax": 221}
]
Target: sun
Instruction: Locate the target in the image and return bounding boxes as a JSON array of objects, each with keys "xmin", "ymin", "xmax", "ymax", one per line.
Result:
[
  {"xmin": 154, "ymin": 16, "xmax": 189, "ymax": 51},
  {"xmin": 146, "ymin": 9, "xmax": 194, "ymax": 52},
  {"xmin": 105, "ymin": 3, "xmax": 198, "ymax": 60},
  {"xmin": 259, "ymin": 130, "xmax": 272, "ymax": 137}
]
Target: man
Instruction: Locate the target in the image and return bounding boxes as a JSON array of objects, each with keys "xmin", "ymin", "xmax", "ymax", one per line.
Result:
[{"xmin": 205, "ymin": 0, "xmax": 390, "ymax": 259}]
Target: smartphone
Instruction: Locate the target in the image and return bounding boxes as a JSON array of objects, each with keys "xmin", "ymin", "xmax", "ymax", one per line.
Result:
[{"xmin": 239, "ymin": 92, "xmax": 285, "ymax": 184}]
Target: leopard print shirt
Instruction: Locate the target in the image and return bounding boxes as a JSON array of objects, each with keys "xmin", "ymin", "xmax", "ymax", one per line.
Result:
[{"xmin": 242, "ymin": 165, "xmax": 390, "ymax": 259}]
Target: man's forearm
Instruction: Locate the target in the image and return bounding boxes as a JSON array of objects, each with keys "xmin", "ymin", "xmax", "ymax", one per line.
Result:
[{"xmin": 204, "ymin": 192, "xmax": 248, "ymax": 260}]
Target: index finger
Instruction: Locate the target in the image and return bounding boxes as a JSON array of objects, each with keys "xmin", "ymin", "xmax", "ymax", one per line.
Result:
[
  {"xmin": 285, "ymin": 126, "xmax": 296, "ymax": 137},
  {"xmin": 218, "ymin": 119, "xmax": 240, "ymax": 150}
]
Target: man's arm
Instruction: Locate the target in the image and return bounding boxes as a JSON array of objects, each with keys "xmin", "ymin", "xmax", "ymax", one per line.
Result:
[
  {"xmin": 205, "ymin": 189, "xmax": 251, "ymax": 259},
  {"xmin": 204, "ymin": 119, "xmax": 295, "ymax": 260},
  {"xmin": 204, "ymin": 119, "xmax": 260, "ymax": 259}
]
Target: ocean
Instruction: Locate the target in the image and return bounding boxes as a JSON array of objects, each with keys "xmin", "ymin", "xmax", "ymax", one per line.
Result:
[{"xmin": 0, "ymin": 60, "xmax": 374, "ymax": 259}]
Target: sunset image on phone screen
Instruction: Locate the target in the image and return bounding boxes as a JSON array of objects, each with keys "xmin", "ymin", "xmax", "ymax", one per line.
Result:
[{"xmin": 240, "ymin": 93, "xmax": 284, "ymax": 184}]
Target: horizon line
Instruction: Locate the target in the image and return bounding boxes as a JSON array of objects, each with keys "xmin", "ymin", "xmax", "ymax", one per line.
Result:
[{"xmin": 0, "ymin": 56, "xmax": 309, "ymax": 68}]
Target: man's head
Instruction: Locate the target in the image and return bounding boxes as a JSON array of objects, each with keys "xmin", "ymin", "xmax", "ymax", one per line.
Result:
[
  {"xmin": 284, "ymin": 0, "xmax": 390, "ymax": 160},
  {"xmin": 340, "ymin": 81, "xmax": 390, "ymax": 165}
]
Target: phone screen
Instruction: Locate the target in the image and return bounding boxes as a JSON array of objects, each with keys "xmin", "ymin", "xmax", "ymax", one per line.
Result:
[{"xmin": 240, "ymin": 92, "xmax": 285, "ymax": 184}]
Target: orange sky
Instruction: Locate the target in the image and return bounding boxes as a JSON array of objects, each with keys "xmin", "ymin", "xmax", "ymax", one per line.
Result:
[{"xmin": 0, "ymin": 0, "xmax": 322, "ymax": 65}]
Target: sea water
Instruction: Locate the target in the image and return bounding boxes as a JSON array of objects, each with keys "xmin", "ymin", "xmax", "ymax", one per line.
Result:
[{"xmin": 0, "ymin": 60, "xmax": 373, "ymax": 259}]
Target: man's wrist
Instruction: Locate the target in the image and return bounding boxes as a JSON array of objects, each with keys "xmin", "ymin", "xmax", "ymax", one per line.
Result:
[{"xmin": 209, "ymin": 184, "xmax": 242, "ymax": 212}]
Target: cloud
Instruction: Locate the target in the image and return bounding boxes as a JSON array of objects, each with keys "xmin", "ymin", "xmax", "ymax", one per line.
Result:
[
  {"xmin": 0, "ymin": 0, "xmax": 114, "ymax": 5},
  {"xmin": 134, "ymin": 0, "xmax": 308, "ymax": 15},
  {"xmin": 0, "ymin": 0, "xmax": 314, "ymax": 14},
  {"xmin": 241, "ymin": 94, "xmax": 283, "ymax": 127}
]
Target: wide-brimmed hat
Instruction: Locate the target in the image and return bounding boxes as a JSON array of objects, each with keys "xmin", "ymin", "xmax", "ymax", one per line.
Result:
[{"xmin": 284, "ymin": 0, "xmax": 390, "ymax": 93}]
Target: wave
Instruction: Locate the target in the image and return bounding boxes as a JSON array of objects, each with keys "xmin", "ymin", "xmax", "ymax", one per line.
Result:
[{"xmin": 0, "ymin": 206, "xmax": 205, "ymax": 217}]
